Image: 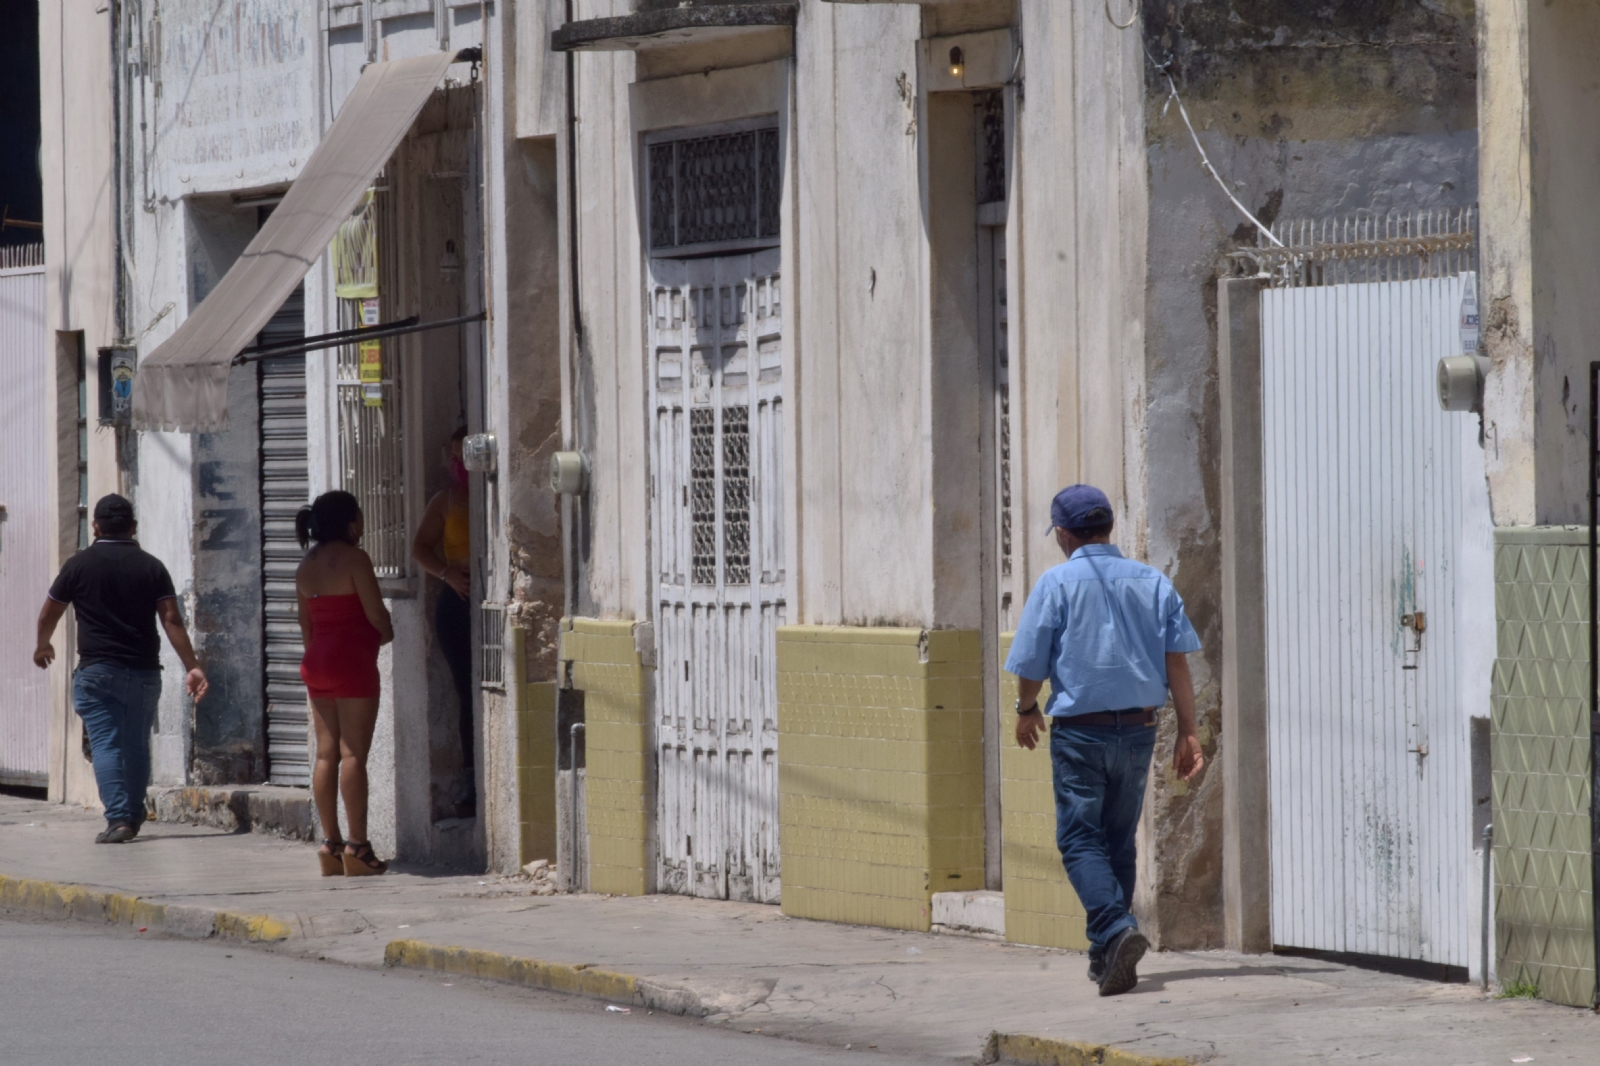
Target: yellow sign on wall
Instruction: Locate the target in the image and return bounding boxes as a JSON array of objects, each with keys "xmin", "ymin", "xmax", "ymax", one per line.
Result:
[
  {"xmin": 360, "ymin": 297, "xmax": 383, "ymax": 407},
  {"xmin": 359, "ymin": 340, "xmax": 382, "ymax": 382}
]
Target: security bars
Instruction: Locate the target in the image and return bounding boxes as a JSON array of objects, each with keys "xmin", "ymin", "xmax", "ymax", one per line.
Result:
[{"xmin": 647, "ymin": 125, "xmax": 781, "ymax": 255}]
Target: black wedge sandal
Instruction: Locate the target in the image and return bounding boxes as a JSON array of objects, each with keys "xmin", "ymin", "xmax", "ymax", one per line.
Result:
[
  {"xmin": 342, "ymin": 841, "xmax": 387, "ymax": 877},
  {"xmin": 318, "ymin": 838, "xmax": 346, "ymax": 877}
]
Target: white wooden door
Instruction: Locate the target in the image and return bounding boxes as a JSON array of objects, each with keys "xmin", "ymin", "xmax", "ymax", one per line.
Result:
[
  {"xmin": 1262, "ymin": 273, "xmax": 1487, "ymax": 967},
  {"xmin": 0, "ymin": 258, "xmax": 51, "ymax": 786},
  {"xmin": 649, "ymin": 250, "xmax": 785, "ymax": 903}
]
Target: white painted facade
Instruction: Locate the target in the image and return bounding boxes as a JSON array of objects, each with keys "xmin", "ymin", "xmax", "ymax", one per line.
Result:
[
  {"xmin": 561, "ymin": 1, "xmax": 1147, "ymax": 899},
  {"xmin": 27, "ymin": 0, "xmax": 1505, "ymax": 949},
  {"xmin": 38, "ymin": 0, "xmax": 565, "ymax": 873}
]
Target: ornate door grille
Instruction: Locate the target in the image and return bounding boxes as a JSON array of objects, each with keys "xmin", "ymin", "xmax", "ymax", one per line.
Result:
[
  {"xmin": 648, "ymin": 125, "xmax": 781, "ymax": 255},
  {"xmin": 649, "ymin": 250, "xmax": 786, "ymax": 903}
]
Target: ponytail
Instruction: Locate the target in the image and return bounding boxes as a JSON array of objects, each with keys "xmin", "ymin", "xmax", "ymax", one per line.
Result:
[
  {"xmin": 295, "ymin": 506, "xmax": 317, "ymax": 549},
  {"xmin": 297, "ymin": 491, "xmax": 363, "ymax": 550}
]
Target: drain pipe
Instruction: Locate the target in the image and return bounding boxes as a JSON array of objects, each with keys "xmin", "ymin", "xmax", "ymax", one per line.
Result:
[
  {"xmin": 568, "ymin": 721, "xmax": 585, "ymax": 892},
  {"xmin": 1480, "ymin": 821, "xmax": 1493, "ymax": 994}
]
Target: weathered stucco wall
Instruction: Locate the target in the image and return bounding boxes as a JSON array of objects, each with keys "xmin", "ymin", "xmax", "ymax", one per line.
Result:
[
  {"xmin": 1139, "ymin": 0, "xmax": 1478, "ymax": 948},
  {"xmin": 794, "ymin": 2, "xmax": 935, "ymax": 627},
  {"xmin": 566, "ymin": 0, "xmax": 647, "ymax": 622},
  {"xmin": 1479, "ymin": 2, "xmax": 1600, "ymax": 527},
  {"xmin": 127, "ymin": 0, "xmax": 325, "ymax": 790},
  {"xmin": 503, "ymin": 135, "xmax": 564, "ymax": 681},
  {"xmin": 1012, "ymin": 0, "xmax": 1147, "ymax": 587}
]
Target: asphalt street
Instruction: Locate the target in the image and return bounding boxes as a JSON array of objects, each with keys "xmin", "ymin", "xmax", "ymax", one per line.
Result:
[{"xmin": 0, "ymin": 917, "xmax": 940, "ymax": 1066}]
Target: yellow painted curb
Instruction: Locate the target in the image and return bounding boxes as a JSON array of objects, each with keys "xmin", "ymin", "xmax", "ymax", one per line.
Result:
[
  {"xmin": 986, "ymin": 1032, "xmax": 1195, "ymax": 1066},
  {"xmin": 0, "ymin": 874, "xmax": 293, "ymax": 943},
  {"xmin": 384, "ymin": 939, "xmax": 704, "ymax": 1015}
]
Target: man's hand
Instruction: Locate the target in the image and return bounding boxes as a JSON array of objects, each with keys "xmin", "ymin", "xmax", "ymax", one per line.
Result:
[
  {"xmin": 35, "ymin": 598, "xmax": 67, "ymax": 671},
  {"xmin": 185, "ymin": 667, "xmax": 209, "ymax": 702},
  {"xmin": 1173, "ymin": 732, "xmax": 1204, "ymax": 781},
  {"xmin": 1166, "ymin": 651, "xmax": 1204, "ymax": 781},
  {"xmin": 1016, "ymin": 708, "xmax": 1044, "ymax": 750},
  {"xmin": 1012, "ymin": 676, "xmax": 1046, "ymax": 750}
]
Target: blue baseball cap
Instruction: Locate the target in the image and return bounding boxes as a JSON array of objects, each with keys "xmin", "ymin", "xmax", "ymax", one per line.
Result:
[{"xmin": 1049, "ymin": 484, "xmax": 1114, "ymax": 533}]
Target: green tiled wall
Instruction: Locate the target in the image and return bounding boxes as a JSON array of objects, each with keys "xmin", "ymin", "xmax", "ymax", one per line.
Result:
[
  {"xmin": 778, "ymin": 626, "xmax": 986, "ymax": 931},
  {"xmin": 1492, "ymin": 526, "xmax": 1595, "ymax": 1008},
  {"xmin": 560, "ymin": 618, "xmax": 651, "ymax": 896}
]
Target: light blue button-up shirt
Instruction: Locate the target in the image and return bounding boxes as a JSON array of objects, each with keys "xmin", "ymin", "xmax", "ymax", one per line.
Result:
[{"xmin": 1004, "ymin": 544, "xmax": 1202, "ymax": 718}]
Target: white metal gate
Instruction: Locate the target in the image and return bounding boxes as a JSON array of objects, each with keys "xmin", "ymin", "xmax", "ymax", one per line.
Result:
[
  {"xmin": 1262, "ymin": 271, "xmax": 1485, "ymax": 967},
  {"xmin": 0, "ymin": 250, "xmax": 51, "ymax": 786},
  {"xmin": 649, "ymin": 250, "xmax": 785, "ymax": 902}
]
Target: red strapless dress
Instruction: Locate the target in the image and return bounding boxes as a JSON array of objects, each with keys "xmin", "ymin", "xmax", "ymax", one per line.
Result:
[{"xmin": 299, "ymin": 594, "xmax": 381, "ymax": 699}]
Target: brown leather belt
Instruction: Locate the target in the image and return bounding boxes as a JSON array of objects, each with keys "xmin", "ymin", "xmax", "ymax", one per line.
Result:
[{"xmin": 1062, "ymin": 708, "xmax": 1156, "ymax": 728}]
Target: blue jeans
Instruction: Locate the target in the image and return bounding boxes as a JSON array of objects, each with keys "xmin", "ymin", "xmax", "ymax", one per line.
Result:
[
  {"xmin": 73, "ymin": 663, "xmax": 162, "ymax": 827},
  {"xmin": 1050, "ymin": 721, "xmax": 1158, "ymax": 959}
]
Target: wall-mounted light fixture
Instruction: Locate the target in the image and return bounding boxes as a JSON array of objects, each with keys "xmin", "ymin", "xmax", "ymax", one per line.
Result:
[{"xmin": 948, "ymin": 46, "xmax": 965, "ymax": 80}]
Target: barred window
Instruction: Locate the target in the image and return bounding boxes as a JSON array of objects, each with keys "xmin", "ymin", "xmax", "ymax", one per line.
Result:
[
  {"xmin": 690, "ymin": 408, "xmax": 718, "ymax": 585},
  {"xmin": 648, "ymin": 125, "xmax": 781, "ymax": 255},
  {"xmin": 721, "ymin": 406, "xmax": 750, "ymax": 585},
  {"xmin": 333, "ymin": 185, "xmax": 408, "ymax": 577}
]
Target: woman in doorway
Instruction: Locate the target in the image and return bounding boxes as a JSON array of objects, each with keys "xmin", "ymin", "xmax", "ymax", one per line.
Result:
[
  {"xmin": 411, "ymin": 426, "xmax": 476, "ymax": 819},
  {"xmin": 296, "ymin": 490, "xmax": 394, "ymax": 876}
]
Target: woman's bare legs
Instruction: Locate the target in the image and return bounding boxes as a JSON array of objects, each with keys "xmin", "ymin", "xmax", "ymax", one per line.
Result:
[
  {"xmin": 310, "ymin": 698, "xmax": 344, "ymax": 844},
  {"xmin": 335, "ymin": 696, "xmax": 381, "ymax": 844}
]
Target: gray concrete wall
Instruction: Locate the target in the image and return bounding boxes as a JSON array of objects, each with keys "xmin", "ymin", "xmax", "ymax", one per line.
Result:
[
  {"xmin": 126, "ymin": 0, "xmax": 325, "ymax": 790},
  {"xmin": 1138, "ymin": 1, "xmax": 1478, "ymax": 948},
  {"xmin": 184, "ymin": 197, "xmax": 266, "ymax": 784}
]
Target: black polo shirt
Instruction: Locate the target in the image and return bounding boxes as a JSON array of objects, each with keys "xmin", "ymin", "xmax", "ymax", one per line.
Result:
[{"xmin": 47, "ymin": 539, "xmax": 177, "ymax": 670}]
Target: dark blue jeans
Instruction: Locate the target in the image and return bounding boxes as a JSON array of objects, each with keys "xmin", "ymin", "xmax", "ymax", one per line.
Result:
[
  {"xmin": 73, "ymin": 663, "xmax": 161, "ymax": 827},
  {"xmin": 1051, "ymin": 720, "xmax": 1158, "ymax": 960}
]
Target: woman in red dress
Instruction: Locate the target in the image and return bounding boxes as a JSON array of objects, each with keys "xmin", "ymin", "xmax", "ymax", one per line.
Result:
[{"xmin": 295, "ymin": 491, "xmax": 393, "ymax": 876}]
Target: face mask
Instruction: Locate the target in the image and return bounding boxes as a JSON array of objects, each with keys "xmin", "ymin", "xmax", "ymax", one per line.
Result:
[{"xmin": 449, "ymin": 455, "xmax": 469, "ymax": 487}]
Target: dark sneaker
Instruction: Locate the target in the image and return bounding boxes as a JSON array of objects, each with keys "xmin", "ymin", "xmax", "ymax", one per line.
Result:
[
  {"xmin": 96, "ymin": 823, "xmax": 137, "ymax": 844},
  {"xmin": 1097, "ymin": 928, "xmax": 1149, "ymax": 997},
  {"xmin": 1088, "ymin": 956, "xmax": 1105, "ymax": 983}
]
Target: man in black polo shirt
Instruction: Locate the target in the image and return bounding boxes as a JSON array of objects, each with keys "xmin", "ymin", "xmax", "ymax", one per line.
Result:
[{"xmin": 33, "ymin": 495, "xmax": 209, "ymax": 843}]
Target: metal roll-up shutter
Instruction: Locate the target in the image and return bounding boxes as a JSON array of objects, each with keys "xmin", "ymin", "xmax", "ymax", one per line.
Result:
[{"xmin": 258, "ymin": 285, "xmax": 310, "ymax": 785}]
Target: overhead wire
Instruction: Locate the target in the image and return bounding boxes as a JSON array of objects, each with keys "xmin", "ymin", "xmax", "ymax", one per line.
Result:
[{"xmin": 1102, "ymin": 0, "xmax": 1285, "ymax": 250}]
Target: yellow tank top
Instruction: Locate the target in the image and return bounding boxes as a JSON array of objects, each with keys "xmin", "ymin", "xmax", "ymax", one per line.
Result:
[{"xmin": 443, "ymin": 500, "xmax": 470, "ymax": 563}]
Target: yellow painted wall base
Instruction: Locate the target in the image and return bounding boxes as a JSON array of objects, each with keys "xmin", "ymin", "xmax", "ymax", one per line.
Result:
[
  {"xmin": 1000, "ymin": 635, "xmax": 1088, "ymax": 950},
  {"xmin": 514, "ymin": 627, "xmax": 559, "ymax": 866},
  {"xmin": 560, "ymin": 618, "xmax": 651, "ymax": 896},
  {"xmin": 777, "ymin": 626, "xmax": 984, "ymax": 931}
]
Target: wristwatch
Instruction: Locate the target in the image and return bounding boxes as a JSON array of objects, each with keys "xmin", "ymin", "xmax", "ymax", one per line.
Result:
[{"xmin": 1015, "ymin": 699, "xmax": 1041, "ymax": 716}]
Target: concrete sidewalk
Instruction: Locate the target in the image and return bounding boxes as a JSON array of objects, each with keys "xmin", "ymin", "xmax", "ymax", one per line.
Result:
[{"xmin": 1, "ymin": 794, "xmax": 1593, "ymax": 1065}]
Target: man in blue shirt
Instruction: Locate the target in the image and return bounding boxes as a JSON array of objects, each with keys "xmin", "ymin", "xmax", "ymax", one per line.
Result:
[{"xmin": 1006, "ymin": 484, "xmax": 1204, "ymax": 996}]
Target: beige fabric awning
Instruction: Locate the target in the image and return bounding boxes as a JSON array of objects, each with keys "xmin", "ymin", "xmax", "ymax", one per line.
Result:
[{"xmin": 133, "ymin": 51, "xmax": 459, "ymax": 432}]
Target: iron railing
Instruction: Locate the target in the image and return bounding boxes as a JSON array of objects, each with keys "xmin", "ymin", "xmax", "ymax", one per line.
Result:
[{"xmin": 1226, "ymin": 207, "xmax": 1477, "ymax": 288}]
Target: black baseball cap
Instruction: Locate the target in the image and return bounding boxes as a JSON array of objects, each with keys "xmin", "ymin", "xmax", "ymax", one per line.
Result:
[{"xmin": 92, "ymin": 494, "xmax": 135, "ymax": 525}]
